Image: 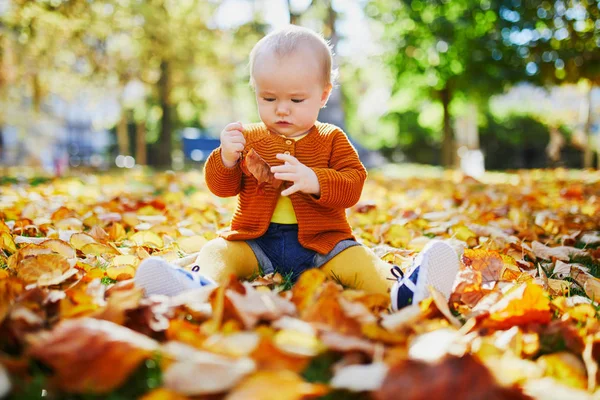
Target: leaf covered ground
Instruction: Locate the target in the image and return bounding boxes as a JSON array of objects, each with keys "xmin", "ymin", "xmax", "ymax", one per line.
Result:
[{"xmin": 1, "ymin": 167, "xmax": 600, "ymax": 400}]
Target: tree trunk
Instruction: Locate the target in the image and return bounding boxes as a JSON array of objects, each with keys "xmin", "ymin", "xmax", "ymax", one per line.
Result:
[
  {"xmin": 116, "ymin": 113, "xmax": 130, "ymax": 156},
  {"xmin": 440, "ymin": 87, "xmax": 454, "ymax": 167},
  {"xmin": 583, "ymin": 84, "xmax": 594, "ymax": 169},
  {"xmin": 157, "ymin": 60, "xmax": 172, "ymax": 168},
  {"xmin": 32, "ymin": 73, "xmax": 42, "ymax": 113},
  {"xmin": 135, "ymin": 120, "xmax": 147, "ymax": 165}
]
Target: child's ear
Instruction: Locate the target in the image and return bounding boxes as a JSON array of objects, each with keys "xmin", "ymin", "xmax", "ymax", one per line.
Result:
[{"xmin": 320, "ymin": 83, "xmax": 333, "ymax": 108}]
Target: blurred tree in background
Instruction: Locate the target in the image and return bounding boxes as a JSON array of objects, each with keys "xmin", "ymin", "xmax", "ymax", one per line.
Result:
[
  {"xmin": 495, "ymin": 0, "xmax": 600, "ymax": 167},
  {"xmin": 0, "ymin": 0, "xmax": 599, "ymax": 170}
]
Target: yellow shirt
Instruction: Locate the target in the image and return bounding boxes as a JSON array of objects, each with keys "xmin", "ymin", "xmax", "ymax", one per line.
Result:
[{"xmin": 270, "ymin": 132, "xmax": 308, "ymax": 224}]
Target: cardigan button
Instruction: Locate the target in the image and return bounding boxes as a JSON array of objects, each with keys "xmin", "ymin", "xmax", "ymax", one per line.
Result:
[
  {"xmin": 285, "ymin": 140, "xmax": 292, "ymax": 145},
  {"xmin": 284, "ymin": 151, "xmax": 291, "ymax": 155}
]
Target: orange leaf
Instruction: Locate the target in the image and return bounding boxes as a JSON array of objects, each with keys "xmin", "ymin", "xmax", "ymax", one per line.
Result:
[
  {"xmin": 226, "ymin": 371, "xmax": 329, "ymax": 400},
  {"xmin": 291, "ymin": 269, "xmax": 327, "ymax": 312},
  {"xmin": 27, "ymin": 318, "xmax": 159, "ymax": 393},
  {"xmin": 483, "ymin": 283, "xmax": 552, "ymax": 330},
  {"xmin": 0, "ymin": 277, "xmax": 24, "ymax": 323}
]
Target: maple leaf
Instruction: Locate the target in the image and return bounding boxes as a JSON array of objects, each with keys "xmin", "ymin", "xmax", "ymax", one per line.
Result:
[
  {"xmin": 26, "ymin": 318, "xmax": 159, "ymax": 393},
  {"xmin": 241, "ymin": 148, "xmax": 283, "ymax": 194}
]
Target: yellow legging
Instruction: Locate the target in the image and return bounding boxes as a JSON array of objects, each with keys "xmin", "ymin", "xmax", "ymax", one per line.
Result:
[{"xmin": 193, "ymin": 238, "xmax": 394, "ymax": 295}]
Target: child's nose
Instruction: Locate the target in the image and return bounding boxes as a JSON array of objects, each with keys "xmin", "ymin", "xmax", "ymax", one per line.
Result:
[{"xmin": 276, "ymin": 103, "xmax": 290, "ymax": 116}]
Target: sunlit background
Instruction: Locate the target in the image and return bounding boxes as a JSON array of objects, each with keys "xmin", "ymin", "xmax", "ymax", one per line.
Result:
[{"xmin": 0, "ymin": 0, "xmax": 599, "ymax": 176}]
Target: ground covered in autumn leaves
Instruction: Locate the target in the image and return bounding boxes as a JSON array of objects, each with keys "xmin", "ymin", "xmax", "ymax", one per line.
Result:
[{"xmin": 1, "ymin": 167, "xmax": 600, "ymax": 399}]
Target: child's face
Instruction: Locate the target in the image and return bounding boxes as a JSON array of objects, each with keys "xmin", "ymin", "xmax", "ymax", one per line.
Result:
[{"xmin": 252, "ymin": 47, "xmax": 332, "ymax": 138}]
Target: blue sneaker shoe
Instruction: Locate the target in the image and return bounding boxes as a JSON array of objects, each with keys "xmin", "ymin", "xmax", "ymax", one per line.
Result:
[
  {"xmin": 390, "ymin": 240, "xmax": 459, "ymax": 312},
  {"xmin": 134, "ymin": 257, "xmax": 216, "ymax": 297}
]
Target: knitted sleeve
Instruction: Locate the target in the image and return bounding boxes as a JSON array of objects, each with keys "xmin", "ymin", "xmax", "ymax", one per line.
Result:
[
  {"xmin": 204, "ymin": 147, "xmax": 243, "ymax": 197},
  {"xmin": 311, "ymin": 131, "xmax": 367, "ymax": 209}
]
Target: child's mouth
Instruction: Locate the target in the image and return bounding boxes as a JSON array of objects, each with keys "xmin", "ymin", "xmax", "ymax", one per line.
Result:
[{"xmin": 276, "ymin": 121, "xmax": 291, "ymax": 125}]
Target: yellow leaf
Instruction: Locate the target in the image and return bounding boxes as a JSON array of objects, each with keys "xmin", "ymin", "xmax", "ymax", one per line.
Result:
[
  {"xmin": 106, "ymin": 266, "xmax": 136, "ymax": 281},
  {"xmin": 112, "ymin": 255, "xmax": 139, "ymax": 268},
  {"xmin": 383, "ymin": 224, "xmax": 412, "ymax": 248},
  {"xmin": 537, "ymin": 352, "xmax": 587, "ymax": 389},
  {"xmin": 70, "ymin": 232, "xmax": 97, "ymax": 250},
  {"xmin": 130, "ymin": 231, "xmax": 164, "ymax": 249},
  {"xmin": 81, "ymin": 243, "xmax": 121, "ymax": 256},
  {"xmin": 177, "ymin": 235, "xmax": 207, "ymax": 254},
  {"xmin": 0, "ymin": 232, "xmax": 17, "ymax": 254},
  {"xmin": 226, "ymin": 371, "xmax": 329, "ymax": 400}
]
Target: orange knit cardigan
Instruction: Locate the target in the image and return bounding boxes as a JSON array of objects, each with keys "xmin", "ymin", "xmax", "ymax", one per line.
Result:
[{"xmin": 204, "ymin": 122, "xmax": 367, "ymax": 254}]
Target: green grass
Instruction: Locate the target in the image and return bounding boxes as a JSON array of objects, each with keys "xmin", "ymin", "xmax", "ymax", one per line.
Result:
[
  {"xmin": 100, "ymin": 277, "xmax": 117, "ymax": 286},
  {"xmin": 569, "ymin": 255, "xmax": 600, "ymax": 278}
]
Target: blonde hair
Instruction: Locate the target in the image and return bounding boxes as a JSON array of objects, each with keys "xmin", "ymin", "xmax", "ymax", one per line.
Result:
[{"xmin": 249, "ymin": 25, "xmax": 337, "ymax": 89}]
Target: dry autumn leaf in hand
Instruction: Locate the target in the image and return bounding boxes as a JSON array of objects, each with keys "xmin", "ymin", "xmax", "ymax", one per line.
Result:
[
  {"xmin": 26, "ymin": 318, "xmax": 159, "ymax": 393},
  {"xmin": 241, "ymin": 148, "xmax": 283, "ymax": 194}
]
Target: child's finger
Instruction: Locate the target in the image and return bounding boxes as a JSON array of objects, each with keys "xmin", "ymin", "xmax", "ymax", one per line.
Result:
[
  {"xmin": 280, "ymin": 184, "xmax": 299, "ymax": 196},
  {"xmin": 270, "ymin": 164, "xmax": 295, "ymax": 173},
  {"xmin": 276, "ymin": 153, "xmax": 299, "ymax": 164},
  {"xmin": 273, "ymin": 172, "xmax": 296, "ymax": 181}
]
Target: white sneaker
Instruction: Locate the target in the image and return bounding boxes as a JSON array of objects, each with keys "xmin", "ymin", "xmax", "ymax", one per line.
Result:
[
  {"xmin": 134, "ymin": 257, "xmax": 216, "ymax": 297},
  {"xmin": 390, "ymin": 240, "xmax": 459, "ymax": 311}
]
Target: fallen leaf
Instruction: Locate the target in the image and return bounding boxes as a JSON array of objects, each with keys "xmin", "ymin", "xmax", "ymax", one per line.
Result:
[
  {"xmin": 225, "ymin": 370, "xmax": 328, "ymax": 400},
  {"xmin": 373, "ymin": 355, "xmax": 529, "ymax": 400},
  {"xmin": 484, "ymin": 283, "xmax": 552, "ymax": 330},
  {"xmin": 27, "ymin": 318, "xmax": 159, "ymax": 393},
  {"xmin": 161, "ymin": 341, "xmax": 255, "ymax": 395}
]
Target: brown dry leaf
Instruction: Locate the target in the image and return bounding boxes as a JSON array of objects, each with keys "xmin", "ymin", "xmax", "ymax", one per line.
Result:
[
  {"xmin": 451, "ymin": 268, "xmax": 484, "ymax": 307},
  {"xmin": 373, "ymin": 355, "xmax": 529, "ymax": 400},
  {"xmin": 301, "ymin": 282, "xmax": 363, "ymax": 336},
  {"xmin": 16, "ymin": 253, "xmax": 71, "ymax": 284},
  {"xmin": 39, "ymin": 239, "xmax": 76, "ymax": 259},
  {"xmin": 93, "ymin": 285, "xmax": 144, "ymax": 325},
  {"xmin": 225, "ymin": 283, "xmax": 296, "ymax": 329},
  {"xmin": 531, "ymin": 241, "xmax": 587, "ymax": 262},
  {"xmin": 461, "ymin": 249, "xmax": 517, "ymax": 284},
  {"xmin": 240, "ymin": 148, "xmax": 283, "ymax": 193},
  {"xmin": 26, "ymin": 317, "xmax": 159, "ymax": 393},
  {"xmin": 225, "ymin": 370, "xmax": 328, "ymax": 400},
  {"xmin": 483, "ymin": 283, "xmax": 552, "ymax": 330}
]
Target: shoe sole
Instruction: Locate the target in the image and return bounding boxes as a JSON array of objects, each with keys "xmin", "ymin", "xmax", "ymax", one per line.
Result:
[
  {"xmin": 134, "ymin": 260, "xmax": 190, "ymax": 297},
  {"xmin": 413, "ymin": 241, "xmax": 460, "ymax": 304}
]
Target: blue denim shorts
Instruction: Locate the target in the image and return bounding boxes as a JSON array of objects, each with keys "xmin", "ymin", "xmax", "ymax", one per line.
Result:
[{"xmin": 246, "ymin": 223, "xmax": 360, "ymax": 281}]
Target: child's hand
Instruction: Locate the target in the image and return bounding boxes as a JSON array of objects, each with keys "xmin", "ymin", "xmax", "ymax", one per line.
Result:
[
  {"xmin": 271, "ymin": 153, "xmax": 320, "ymax": 197},
  {"xmin": 220, "ymin": 122, "xmax": 246, "ymax": 168}
]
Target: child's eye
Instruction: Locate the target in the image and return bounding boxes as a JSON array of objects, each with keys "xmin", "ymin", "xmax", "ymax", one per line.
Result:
[
  {"xmin": 291, "ymin": 99, "xmax": 304, "ymax": 103},
  {"xmin": 263, "ymin": 98, "xmax": 275, "ymax": 102}
]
